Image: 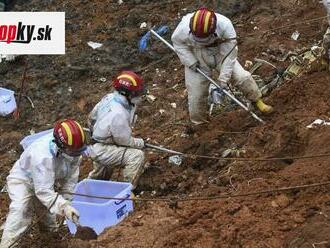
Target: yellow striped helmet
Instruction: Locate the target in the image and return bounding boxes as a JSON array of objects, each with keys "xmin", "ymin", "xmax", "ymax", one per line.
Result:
[
  {"xmin": 53, "ymin": 119, "xmax": 86, "ymax": 152},
  {"xmin": 189, "ymin": 7, "xmax": 217, "ymax": 38}
]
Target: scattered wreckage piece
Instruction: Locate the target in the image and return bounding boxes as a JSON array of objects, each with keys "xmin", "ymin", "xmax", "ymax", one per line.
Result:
[{"xmin": 251, "ymin": 46, "xmax": 328, "ymax": 97}]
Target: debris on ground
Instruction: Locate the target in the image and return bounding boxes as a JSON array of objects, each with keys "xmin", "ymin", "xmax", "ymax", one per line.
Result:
[
  {"xmin": 168, "ymin": 155, "xmax": 183, "ymax": 166},
  {"xmin": 306, "ymin": 119, "xmax": 330, "ymax": 129},
  {"xmin": 87, "ymin": 41, "xmax": 103, "ymax": 50},
  {"xmin": 291, "ymin": 30, "xmax": 300, "ymax": 40},
  {"xmin": 146, "ymin": 94, "xmax": 156, "ymax": 103}
]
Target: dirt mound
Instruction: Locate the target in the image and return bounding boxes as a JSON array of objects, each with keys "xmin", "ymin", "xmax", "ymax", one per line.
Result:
[
  {"xmin": 75, "ymin": 226, "xmax": 97, "ymax": 241},
  {"xmin": 285, "ymin": 214, "xmax": 330, "ymax": 248},
  {"xmin": 76, "ymin": 71, "xmax": 330, "ymax": 248}
]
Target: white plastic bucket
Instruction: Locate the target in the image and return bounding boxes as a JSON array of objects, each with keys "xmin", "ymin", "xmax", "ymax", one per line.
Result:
[{"xmin": 0, "ymin": 87, "xmax": 16, "ymax": 116}]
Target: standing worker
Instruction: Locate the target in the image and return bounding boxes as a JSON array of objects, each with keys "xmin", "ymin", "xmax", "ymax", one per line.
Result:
[
  {"xmin": 0, "ymin": 119, "xmax": 87, "ymax": 248},
  {"xmin": 87, "ymin": 71, "xmax": 146, "ymax": 189},
  {"xmin": 171, "ymin": 7, "xmax": 273, "ymax": 125}
]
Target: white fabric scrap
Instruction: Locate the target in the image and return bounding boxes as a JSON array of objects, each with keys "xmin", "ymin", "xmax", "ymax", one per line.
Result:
[
  {"xmin": 291, "ymin": 31, "xmax": 300, "ymax": 41},
  {"xmin": 306, "ymin": 119, "xmax": 330, "ymax": 129},
  {"xmin": 87, "ymin": 41, "xmax": 103, "ymax": 49},
  {"xmin": 140, "ymin": 22, "xmax": 147, "ymax": 29},
  {"xmin": 0, "ymin": 55, "xmax": 16, "ymax": 63}
]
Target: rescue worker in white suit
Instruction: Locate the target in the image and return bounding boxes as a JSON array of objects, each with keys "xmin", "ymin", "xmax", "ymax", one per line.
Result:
[
  {"xmin": 87, "ymin": 71, "xmax": 146, "ymax": 189},
  {"xmin": 171, "ymin": 7, "xmax": 273, "ymax": 125},
  {"xmin": 323, "ymin": 0, "xmax": 330, "ymax": 62},
  {"xmin": 0, "ymin": 119, "xmax": 87, "ymax": 248}
]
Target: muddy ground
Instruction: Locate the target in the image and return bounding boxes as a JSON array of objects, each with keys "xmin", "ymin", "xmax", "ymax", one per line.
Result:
[{"xmin": 1, "ymin": 0, "xmax": 330, "ymax": 247}]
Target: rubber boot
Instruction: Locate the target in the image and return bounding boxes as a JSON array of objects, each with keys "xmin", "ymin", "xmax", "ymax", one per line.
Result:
[{"xmin": 255, "ymin": 99, "xmax": 273, "ymax": 114}]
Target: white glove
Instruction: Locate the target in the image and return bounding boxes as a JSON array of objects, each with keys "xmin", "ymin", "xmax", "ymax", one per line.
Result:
[
  {"xmin": 64, "ymin": 205, "xmax": 80, "ymax": 225},
  {"xmin": 208, "ymin": 84, "xmax": 225, "ymax": 105},
  {"xmin": 132, "ymin": 138, "xmax": 145, "ymax": 149},
  {"xmin": 81, "ymin": 145, "xmax": 92, "ymax": 157},
  {"xmin": 216, "ymin": 80, "xmax": 229, "ymax": 90}
]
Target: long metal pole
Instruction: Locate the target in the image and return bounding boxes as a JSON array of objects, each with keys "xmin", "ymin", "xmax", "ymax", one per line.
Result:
[
  {"xmin": 150, "ymin": 29, "xmax": 265, "ymax": 124},
  {"xmin": 145, "ymin": 143, "xmax": 183, "ymax": 155}
]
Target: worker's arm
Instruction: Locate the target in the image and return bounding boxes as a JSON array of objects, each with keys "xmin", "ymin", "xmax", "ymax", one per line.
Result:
[
  {"xmin": 218, "ymin": 19, "xmax": 238, "ymax": 84},
  {"xmin": 110, "ymin": 113, "xmax": 144, "ymax": 149},
  {"xmin": 171, "ymin": 19, "xmax": 198, "ymax": 68},
  {"xmin": 59, "ymin": 158, "xmax": 81, "ymax": 201},
  {"xmin": 87, "ymin": 102, "xmax": 100, "ymax": 129},
  {"xmin": 32, "ymin": 158, "xmax": 69, "ymax": 215}
]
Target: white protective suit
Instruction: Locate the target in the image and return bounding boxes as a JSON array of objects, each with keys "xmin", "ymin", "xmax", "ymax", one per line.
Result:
[
  {"xmin": 323, "ymin": 0, "xmax": 330, "ymax": 59},
  {"xmin": 87, "ymin": 91, "xmax": 145, "ymax": 188},
  {"xmin": 171, "ymin": 13, "xmax": 262, "ymax": 124},
  {"xmin": 0, "ymin": 133, "xmax": 81, "ymax": 248}
]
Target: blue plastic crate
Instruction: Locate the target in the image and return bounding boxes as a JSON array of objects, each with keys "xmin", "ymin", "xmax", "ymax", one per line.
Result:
[{"xmin": 67, "ymin": 179, "xmax": 134, "ymax": 235}]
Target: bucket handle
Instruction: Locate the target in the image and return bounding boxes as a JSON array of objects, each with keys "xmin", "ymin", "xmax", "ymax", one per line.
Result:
[{"xmin": 115, "ymin": 193, "xmax": 130, "ymax": 205}]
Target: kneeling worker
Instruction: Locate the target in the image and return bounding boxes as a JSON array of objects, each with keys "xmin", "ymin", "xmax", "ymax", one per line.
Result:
[{"xmin": 87, "ymin": 71, "xmax": 146, "ymax": 189}]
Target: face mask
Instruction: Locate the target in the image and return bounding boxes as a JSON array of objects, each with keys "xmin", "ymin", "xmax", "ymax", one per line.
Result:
[
  {"xmin": 192, "ymin": 34, "xmax": 215, "ymax": 45},
  {"xmin": 130, "ymin": 96, "xmax": 142, "ymax": 105}
]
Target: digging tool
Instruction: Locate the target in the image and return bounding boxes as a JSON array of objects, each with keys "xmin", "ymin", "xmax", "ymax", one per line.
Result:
[
  {"xmin": 149, "ymin": 29, "xmax": 265, "ymax": 124},
  {"xmin": 145, "ymin": 143, "xmax": 183, "ymax": 155}
]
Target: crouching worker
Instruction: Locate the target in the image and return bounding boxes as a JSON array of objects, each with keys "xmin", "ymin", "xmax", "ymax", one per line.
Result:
[
  {"xmin": 87, "ymin": 71, "xmax": 146, "ymax": 189},
  {"xmin": 0, "ymin": 119, "xmax": 87, "ymax": 248}
]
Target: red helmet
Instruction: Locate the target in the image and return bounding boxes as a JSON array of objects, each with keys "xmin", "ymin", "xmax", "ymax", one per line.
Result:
[
  {"xmin": 189, "ymin": 7, "xmax": 217, "ymax": 38},
  {"xmin": 53, "ymin": 119, "xmax": 86, "ymax": 153},
  {"xmin": 113, "ymin": 71, "xmax": 146, "ymax": 98}
]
